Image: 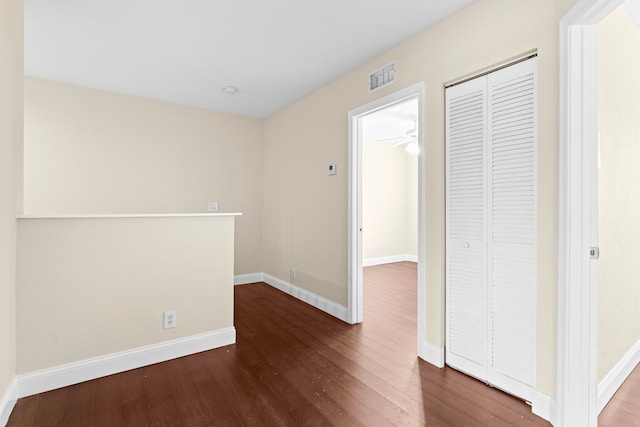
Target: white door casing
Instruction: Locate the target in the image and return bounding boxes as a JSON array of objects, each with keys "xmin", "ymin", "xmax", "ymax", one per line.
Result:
[
  {"xmin": 557, "ymin": 0, "xmax": 625, "ymax": 426},
  {"xmin": 347, "ymin": 83, "xmax": 433, "ymax": 363}
]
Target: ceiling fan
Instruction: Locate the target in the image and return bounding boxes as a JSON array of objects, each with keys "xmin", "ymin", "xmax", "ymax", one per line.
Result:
[{"xmin": 375, "ymin": 120, "xmax": 419, "ymax": 154}]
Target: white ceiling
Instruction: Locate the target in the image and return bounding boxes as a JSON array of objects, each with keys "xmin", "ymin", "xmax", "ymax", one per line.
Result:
[
  {"xmin": 25, "ymin": 0, "xmax": 475, "ymax": 118},
  {"xmin": 625, "ymin": 0, "xmax": 640, "ymax": 29},
  {"xmin": 363, "ymin": 97, "xmax": 418, "ymax": 143}
]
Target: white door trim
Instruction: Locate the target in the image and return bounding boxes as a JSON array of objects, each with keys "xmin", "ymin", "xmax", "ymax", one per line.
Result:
[
  {"xmin": 347, "ymin": 83, "xmax": 433, "ymax": 363},
  {"xmin": 557, "ymin": 1, "xmax": 625, "ymax": 425}
]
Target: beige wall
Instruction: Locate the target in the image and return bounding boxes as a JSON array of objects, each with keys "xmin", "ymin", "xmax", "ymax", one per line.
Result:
[
  {"xmin": 262, "ymin": 0, "xmax": 578, "ymax": 396},
  {"xmin": 362, "ymin": 139, "xmax": 417, "ymax": 260},
  {"xmin": 24, "ymin": 78, "xmax": 263, "ymax": 275},
  {"xmin": 16, "ymin": 216, "xmax": 235, "ymax": 373},
  {"xmin": 598, "ymin": 4, "xmax": 640, "ymax": 382},
  {"xmin": 0, "ymin": 0, "xmax": 23, "ymax": 400}
]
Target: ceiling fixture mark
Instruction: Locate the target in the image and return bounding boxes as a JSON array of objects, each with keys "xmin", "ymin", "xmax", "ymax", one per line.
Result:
[{"xmin": 222, "ymin": 86, "xmax": 239, "ymax": 95}]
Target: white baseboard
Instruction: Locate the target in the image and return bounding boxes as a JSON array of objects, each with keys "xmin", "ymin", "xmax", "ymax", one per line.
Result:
[
  {"xmin": 234, "ymin": 273, "xmax": 264, "ymax": 285},
  {"xmin": 262, "ymin": 273, "xmax": 350, "ymax": 323},
  {"xmin": 419, "ymin": 341, "xmax": 444, "ymax": 368},
  {"xmin": 363, "ymin": 254, "xmax": 418, "ymax": 267},
  {"xmin": 598, "ymin": 339, "xmax": 640, "ymax": 414},
  {"xmin": 235, "ymin": 272, "xmax": 350, "ymax": 325},
  {"xmin": 16, "ymin": 327, "xmax": 236, "ymax": 399},
  {"xmin": 0, "ymin": 378, "xmax": 17, "ymax": 427},
  {"xmin": 532, "ymin": 390, "xmax": 557, "ymax": 425}
]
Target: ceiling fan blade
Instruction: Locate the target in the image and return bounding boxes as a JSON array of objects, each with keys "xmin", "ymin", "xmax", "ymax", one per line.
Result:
[
  {"xmin": 375, "ymin": 136, "xmax": 407, "ymax": 142},
  {"xmin": 405, "ymin": 120, "xmax": 417, "ymax": 137},
  {"xmin": 392, "ymin": 138, "xmax": 413, "ymax": 148}
]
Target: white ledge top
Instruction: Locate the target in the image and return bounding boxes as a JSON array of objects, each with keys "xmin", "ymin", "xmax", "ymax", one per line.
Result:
[{"xmin": 17, "ymin": 213, "xmax": 242, "ymax": 220}]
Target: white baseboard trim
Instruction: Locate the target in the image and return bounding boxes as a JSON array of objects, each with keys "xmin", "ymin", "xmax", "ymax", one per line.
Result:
[
  {"xmin": 363, "ymin": 254, "xmax": 418, "ymax": 267},
  {"xmin": 419, "ymin": 341, "xmax": 445, "ymax": 368},
  {"xmin": 234, "ymin": 273, "xmax": 264, "ymax": 285},
  {"xmin": 263, "ymin": 273, "xmax": 350, "ymax": 323},
  {"xmin": 532, "ymin": 390, "xmax": 557, "ymax": 425},
  {"xmin": 0, "ymin": 378, "xmax": 17, "ymax": 427},
  {"xmin": 597, "ymin": 339, "xmax": 640, "ymax": 414},
  {"xmin": 16, "ymin": 327, "xmax": 236, "ymax": 399}
]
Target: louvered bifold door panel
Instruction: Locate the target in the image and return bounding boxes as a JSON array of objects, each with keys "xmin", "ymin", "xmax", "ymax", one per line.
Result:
[
  {"xmin": 486, "ymin": 58, "xmax": 537, "ymax": 401},
  {"xmin": 445, "ymin": 77, "xmax": 488, "ymax": 381}
]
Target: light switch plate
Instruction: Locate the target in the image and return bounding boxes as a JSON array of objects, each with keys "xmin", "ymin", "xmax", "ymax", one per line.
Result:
[{"xmin": 328, "ymin": 163, "xmax": 336, "ymax": 176}]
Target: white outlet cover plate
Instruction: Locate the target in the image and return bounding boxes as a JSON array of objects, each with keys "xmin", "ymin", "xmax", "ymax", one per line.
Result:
[{"xmin": 164, "ymin": 311, "xmax": 176, "ymax": 329}]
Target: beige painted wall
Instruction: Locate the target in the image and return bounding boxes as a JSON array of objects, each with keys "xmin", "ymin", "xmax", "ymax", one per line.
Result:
[
  {"xmin": 262, "ymin": 0, "xmax": 578, "ymax": 396},
  {"xmin": 16, "ymin": 216, "xmax": 235, "ymax": 373},
  {"xmin": 23, "ymin": 78, "xmax": 263, "ymax": 275},
  {"xmin": 597, "ymin": 4, "xmax": 640, "ymax": 382},
  {"xmin": 362, "ymin": 139, "xmax": 417, "ymax": 260},
  {"xmin": 0, "ymin": 0, "xmax": 23, "ymax": 399}
]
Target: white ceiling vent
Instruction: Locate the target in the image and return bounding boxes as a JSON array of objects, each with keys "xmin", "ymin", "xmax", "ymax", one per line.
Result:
[{"xmin": 368, "ymin": 61, "xmax": 397, "ymax": 93}]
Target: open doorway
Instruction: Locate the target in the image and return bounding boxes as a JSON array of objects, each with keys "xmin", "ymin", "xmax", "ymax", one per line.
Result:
[
  {"xmin": 595, "ymin": 1, "xmax": 640, "ymax": 422},
  {"xmin": 558, "ymin": 0, "xmax": 640, "ymax": 425},
  {"xmin": 361, "ymin": 98, "xmax": 419, "ymax": 268},
  {"xmin": 359, "ymin": 98, "xmax": 419, "ymax": 354},
  {"xmin": 348, "ymin": 83, "xmax": 428, "ymax": 361}
]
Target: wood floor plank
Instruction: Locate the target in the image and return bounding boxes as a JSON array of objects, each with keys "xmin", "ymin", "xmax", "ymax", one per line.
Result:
[
  {"xmin": 233, "ymin": 310, "xmax": 368, "ymax": 426},
  {"xmin": 8, "ymin": 262, "xmax": 557, "ymax": 426},
  {"xmin": 599, "ymin": 361, "xmax": 640, "ymax": 426},
  {"xmin": 6, "ymin": 395, "xmax": 39, "ymax": 426},
  {"xmin": 87, "ymin": 374, "xmax": 125, "ymax": 427},
  {"xmin": 60, "ymin": 380, "xmax": 96, "ymax": 427},
  {"xmin": 31, "ymin": 386, "xmax": 72, "ymax": 427}
]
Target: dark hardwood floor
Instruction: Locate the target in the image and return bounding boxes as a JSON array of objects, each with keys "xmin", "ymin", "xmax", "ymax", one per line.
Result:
[{"xmin": 10, "ymin": 262, "xmax": 554, "ymax": 426}]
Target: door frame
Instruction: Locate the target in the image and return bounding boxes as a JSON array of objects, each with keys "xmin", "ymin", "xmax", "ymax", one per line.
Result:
[
  {"xmin": 347, "ymin": 83, "xmax": 433, "ymax": 363},
  {"xmin": 557, "ymin": 0, "xmax": 624, "ymax": 425}
]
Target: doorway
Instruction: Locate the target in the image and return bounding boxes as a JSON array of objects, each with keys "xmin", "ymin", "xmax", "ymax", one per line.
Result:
[
  {"xmin": 596, "ymin": 4, "xmax": 640, "ymax": 418},
  {"xmin": 361, "ymin": 98, "xmax": 419, "ymax": 269},
  {"xmin": 348, "ymin": 83, "xmax": 428, "ymax": 361},
  {"xmin": 558, "ymin": 0, "xmax": 639, "ymax": 425}
]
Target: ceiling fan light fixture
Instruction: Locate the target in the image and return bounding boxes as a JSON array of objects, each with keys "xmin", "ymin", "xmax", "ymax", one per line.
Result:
[
  {"xmin": 406, "ymin": 141, "xmax": 420, "ymax": 155},
  {"xmin": 222, "ymin": 86, "xmax": 239, "ymax": 95}
]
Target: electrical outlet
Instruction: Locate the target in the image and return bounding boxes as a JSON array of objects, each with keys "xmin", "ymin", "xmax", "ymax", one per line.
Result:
[
  {"xmin": 208, "ymin": 201, "xmax": 218, "ymax": 212},
  {"xmin": 164, "ymin": 311, "xmax": 177, "ymax": 329},
  {"xmin": 290, "ymin": 267, "xmax": 296, "ymax": 280}
]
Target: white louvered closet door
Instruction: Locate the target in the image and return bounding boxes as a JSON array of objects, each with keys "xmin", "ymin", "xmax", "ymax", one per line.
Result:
[
  {"xmin": 445, "ymin": 75, "xmax": 488, "ymax": 381},
  {"xmin": 486, "ymin": 58, "xmax": 537, "ymax": 400},
  {"xmin": 445, "ymin": 57, "xmax": 537, "ymax": 402}
]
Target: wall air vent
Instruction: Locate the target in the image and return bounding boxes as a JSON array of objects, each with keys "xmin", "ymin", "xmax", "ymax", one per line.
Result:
[
  {"xmin": 368, "ymin": 61, "xmax": 397, "ymax": 94},
  {"xmin": 369, "ymin": 61, "xmax": 397, "ymax": 93}
]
